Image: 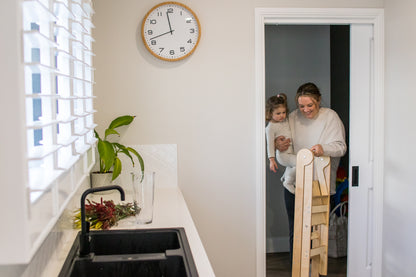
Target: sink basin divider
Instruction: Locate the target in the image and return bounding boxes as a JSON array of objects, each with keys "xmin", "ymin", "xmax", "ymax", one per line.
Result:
[{"xmin": 92, "ymin": 253, "xmax": 167, "ymax": 262}]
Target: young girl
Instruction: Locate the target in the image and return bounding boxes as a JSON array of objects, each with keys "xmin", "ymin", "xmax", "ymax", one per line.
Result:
[{"xmin": 265, "ymin": 93, "xmax": 297, "ymax": 193}]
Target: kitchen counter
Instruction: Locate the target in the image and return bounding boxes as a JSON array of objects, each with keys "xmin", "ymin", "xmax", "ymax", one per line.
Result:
[{"xmin": 42, "ymin": 186, "xmax": 215, "ymax": 277}]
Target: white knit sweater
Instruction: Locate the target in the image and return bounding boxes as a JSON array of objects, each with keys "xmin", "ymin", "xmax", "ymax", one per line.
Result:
[{"xmin": 288, "ymin": 107, "xmax": 347, "ymax": 194}]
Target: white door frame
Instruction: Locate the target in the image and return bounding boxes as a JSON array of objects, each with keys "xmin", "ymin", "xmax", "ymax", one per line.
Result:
[{"xmin": 255, "ymin": 8, "xmax": 384, "ymax": 277}]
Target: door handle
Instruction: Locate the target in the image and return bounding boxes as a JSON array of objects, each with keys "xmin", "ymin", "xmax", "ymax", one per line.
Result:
[{"xmin": 352, "ymin": 166, "xmax": 359, "ymax": 187}]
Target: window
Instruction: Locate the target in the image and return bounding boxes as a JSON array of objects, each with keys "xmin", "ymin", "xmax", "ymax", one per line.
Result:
[
  {"xmin": 0, "ymin": 0, "xmax": 96, "ymax": 263},
  {"xmin": 23, "ymin": 0, "xmax": 96, "ymax": 203},
  {"xmin": 0, "ymin": 0, "xmax": 98, "ymax": 263}
]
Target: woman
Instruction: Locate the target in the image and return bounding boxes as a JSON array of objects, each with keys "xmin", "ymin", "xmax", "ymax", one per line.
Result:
[{"xmin": 275, "ymin": 82, "xmax": 347, "ymax": 261}]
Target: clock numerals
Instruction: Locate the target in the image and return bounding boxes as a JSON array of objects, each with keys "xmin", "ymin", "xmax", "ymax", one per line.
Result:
[
  {"xmin": 155, "ymin": 46, "xmax": 187, "ymax": 55},
  {"xmin": 157, "ymin": 8, "xmax": 173, "ymax": 16},
  {"xmin": 142, "ymin": 2, "xmax": 200, "ymax": 61}
]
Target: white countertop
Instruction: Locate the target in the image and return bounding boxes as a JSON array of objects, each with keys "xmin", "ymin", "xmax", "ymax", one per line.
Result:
[{"xmin": 42, "ymin": 186, "xmax": 215, "ymax": 277}]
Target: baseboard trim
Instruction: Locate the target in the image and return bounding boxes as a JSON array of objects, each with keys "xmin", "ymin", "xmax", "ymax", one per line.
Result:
[{"xmin": 266, "ymin": 236, "xmax": 289, "ymax": 253}]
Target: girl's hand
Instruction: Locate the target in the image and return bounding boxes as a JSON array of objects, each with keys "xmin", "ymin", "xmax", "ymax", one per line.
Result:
[
  {"xmin": 269, "ymin": 158, "xmax": 278, "ymax": 173},
  {"xmin": 275, "ymin": 136, "xmax": 291, "ymax": 152},
  {"xmin": 310, "ymin": 144, "xmax": 324, "ymax": 156}
]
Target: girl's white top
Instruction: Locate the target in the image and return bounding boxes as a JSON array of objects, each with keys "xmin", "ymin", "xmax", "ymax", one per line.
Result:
[{"xmin": 265, "ymin": 118, "xmax": 292, "ymax": 159}]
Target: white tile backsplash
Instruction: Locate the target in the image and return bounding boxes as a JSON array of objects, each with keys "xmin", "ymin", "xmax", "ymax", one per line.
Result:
[{"xmin": 118, "ymin": 144, "xmax": 178, "ymax": 188}]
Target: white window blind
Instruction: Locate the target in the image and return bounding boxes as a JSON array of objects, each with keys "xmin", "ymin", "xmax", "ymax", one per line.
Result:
[{"xmin": 22, "ymin": 0, "xmax": 96, "ymax": 203}]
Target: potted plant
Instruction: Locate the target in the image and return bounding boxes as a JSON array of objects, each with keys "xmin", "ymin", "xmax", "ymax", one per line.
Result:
[{"xmin": 91, "ymin": 115, "xmax": 144, "ymax": 190}]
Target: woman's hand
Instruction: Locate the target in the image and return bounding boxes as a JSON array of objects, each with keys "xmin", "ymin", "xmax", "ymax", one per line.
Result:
[
  {"xmin": 310, "ymin": 144, "xmax": 324, "ymax": 156},
  {"xmin": 275, "ymin": 136, "xmax": 291, "ymax": 152}
]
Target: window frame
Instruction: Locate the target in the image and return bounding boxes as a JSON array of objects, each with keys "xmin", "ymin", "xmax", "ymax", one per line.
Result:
[{"xmin": 0, "ymin": 0, "xmax": 96, "ymax": 264}]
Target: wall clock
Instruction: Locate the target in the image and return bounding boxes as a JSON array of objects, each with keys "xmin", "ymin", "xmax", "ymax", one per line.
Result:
[{"xmin": 141, "ymin": 2, "xmax": 201, "ymax": 61}]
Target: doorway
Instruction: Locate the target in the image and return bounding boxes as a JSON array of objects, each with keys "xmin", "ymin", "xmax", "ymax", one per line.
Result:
[
  {"xmin": 264, "ymin": 24, "xmax": 350, "ymax": 257},
  {"xmin": 255, "ymin": 8, "xmax": 384, "ymax": 277}
]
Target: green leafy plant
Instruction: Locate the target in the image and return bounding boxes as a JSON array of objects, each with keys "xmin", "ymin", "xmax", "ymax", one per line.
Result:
[{"xmin": 94, "ymin": 115, "xmax": 144, "ymax": 180}]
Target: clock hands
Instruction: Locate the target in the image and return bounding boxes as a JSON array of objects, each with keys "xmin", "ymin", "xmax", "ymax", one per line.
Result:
[
  {"xmin": 149, "ymin": 29, "xmax": 175, "ymax": 40},
  {"xmin": 166, "ymin": 11, "xmax": 173, "ymax": 35},
  {"xmin": 149, "ymin": 11, "xmax": 174, "ymax": 40},
  {"xmin": 143, "ymin": 2, "xmax": 200, "ymax": 61}
]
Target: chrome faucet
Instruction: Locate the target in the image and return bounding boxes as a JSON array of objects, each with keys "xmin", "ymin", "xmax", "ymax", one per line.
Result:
[{"xmin": 79, "ymin": 185, "xmax": 125, "ymax": 256}]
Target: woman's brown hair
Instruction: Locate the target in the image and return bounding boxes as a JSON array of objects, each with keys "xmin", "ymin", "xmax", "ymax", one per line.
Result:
[{"xmin": 295, "ymin": 82, "xmax": 322, "ymax": 106}]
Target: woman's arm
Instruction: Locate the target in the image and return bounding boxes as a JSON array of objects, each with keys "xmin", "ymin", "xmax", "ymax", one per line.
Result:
[
  {"xmin": 275, "ymin": 135, "xmax": 291, "ymax": 152},
  {"xmin": 320, "ymin": 110, "xmax": 347, "ymax": 157}
]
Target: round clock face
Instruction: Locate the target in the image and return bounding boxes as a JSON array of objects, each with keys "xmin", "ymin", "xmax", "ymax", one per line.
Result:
[{"xmin": 141, "ymin": 2, "xmax": 201, "ymax": 61}]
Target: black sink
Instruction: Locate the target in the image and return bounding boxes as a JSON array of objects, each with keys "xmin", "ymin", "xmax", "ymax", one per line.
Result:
[
  {"xmin": 59, "ymin": 228, "xmax": 198, "ymax": 277},
  {"xmin": 89, "ymin": 228, "xmax": 181, "ymax": 255}
]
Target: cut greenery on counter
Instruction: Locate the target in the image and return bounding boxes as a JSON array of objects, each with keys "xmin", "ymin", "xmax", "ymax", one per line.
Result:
[{"xmin": 73, "ymin": 198, "xmax": 139, "ymax": 230}]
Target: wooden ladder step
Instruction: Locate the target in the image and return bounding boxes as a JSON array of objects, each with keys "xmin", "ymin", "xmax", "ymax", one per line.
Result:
[
  {"xmin": 310, "ymin": 246, "xmax": 326, "ymax": 258},
  {"xmin": 311, "ymin": 205, "xmax": 328, "ymax": 214},
  {"xmin": 311, "ymin": 230, "xmax": 320, "ymax": 240},
  {"xmin": 311, "ymin": 213, "xmax": 327, "ymax": 226}
]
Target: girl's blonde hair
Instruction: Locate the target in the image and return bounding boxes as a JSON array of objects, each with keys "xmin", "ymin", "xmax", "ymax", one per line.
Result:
[{"xmin": 265, "ymin": 93, "xmax": 288, "ymax": 121}]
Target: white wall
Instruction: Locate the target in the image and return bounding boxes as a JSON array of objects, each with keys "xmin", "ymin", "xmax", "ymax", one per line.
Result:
[
  {"xmin": 0, "ymin": 0, "xmax": 391, "ymax": 276},
  {"xmin": 13, "ymin": 0, "xmax": 416, "ymax": 277},
  {"xmin": 383, "ymin": 1, "xmax": 416, "ymax": 276},
  {"xmin": 93, "ymin": 1, "xmax": 257, "ymax": 276},
  {"xmin": 92, "ymin": 0, "xmax": 384, "ymax": 276}
]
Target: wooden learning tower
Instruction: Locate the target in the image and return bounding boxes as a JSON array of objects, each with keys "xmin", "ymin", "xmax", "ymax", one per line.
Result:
[{"xmin": 292, "ymin": 149, "xmax": 331, "ymax": 277}]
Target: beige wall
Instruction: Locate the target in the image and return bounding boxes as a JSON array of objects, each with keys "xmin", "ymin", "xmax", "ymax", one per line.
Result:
[
  {"xmin": 383, "ymin": 1, "xmax": 416, "ymax": 276},
  {"xmin": 92, "ymin": 1, "xmax": 393, "ymax": 276}
]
